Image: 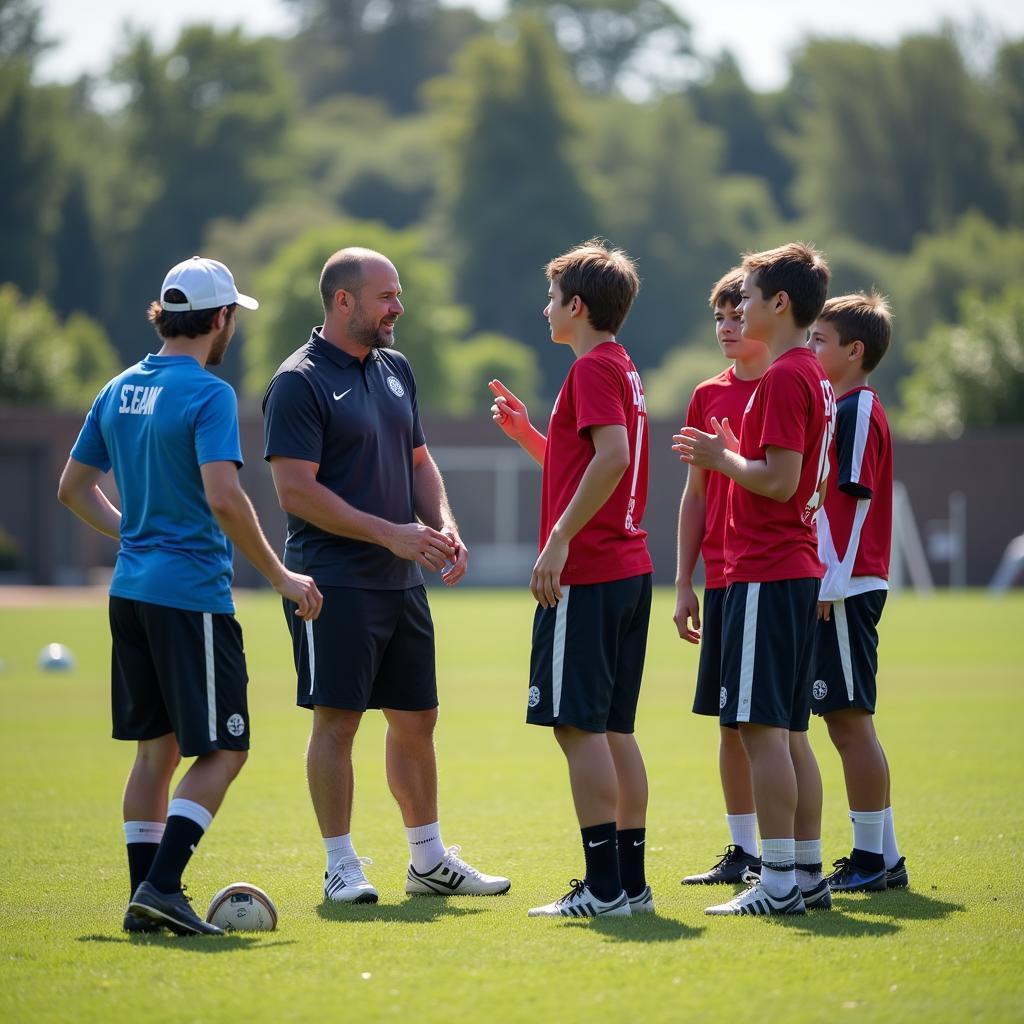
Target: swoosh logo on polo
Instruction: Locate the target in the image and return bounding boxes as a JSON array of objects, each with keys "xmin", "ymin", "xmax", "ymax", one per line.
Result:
[{"xmin": 333, "ymin": 389, "xmax": 352, "ymax": 401}]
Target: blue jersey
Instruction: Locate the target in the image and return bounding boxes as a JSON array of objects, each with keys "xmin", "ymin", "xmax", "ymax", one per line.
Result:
[{"xmin": 71, "ymin": 354, "xmax": 244, "ymax": 613}]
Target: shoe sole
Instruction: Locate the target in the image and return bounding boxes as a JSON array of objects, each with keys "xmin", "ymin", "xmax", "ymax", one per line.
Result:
[
  {"xmin": 324, "ymin": 891, "xmax": 379, "ymax": 905},
  {"xmin": 128, "ymin": 900, "xmax": 219, "ymax": 936},
  {"xmin": 829, "ymin": 880, "xmax": 887, "ymax": 893},
  {"xmin": 406, "ymin": 882, "xmax": 512, "ymax": 897}
]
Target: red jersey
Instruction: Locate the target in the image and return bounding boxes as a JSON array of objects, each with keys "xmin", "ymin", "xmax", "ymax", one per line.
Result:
[
  {"xmin": 724, "ymin": 346, "xmax": 836, "ymax": 584},
  {"xmin": 540, "ymin": 341, "xmax": 653, "ymax": 586},
  {"xmin": 685, "ymin": 367, "xmax": 763, "ymax": 589},
  {"xmin": 817, "ymin": 387, "xmax": 892, "ymax": 600}
]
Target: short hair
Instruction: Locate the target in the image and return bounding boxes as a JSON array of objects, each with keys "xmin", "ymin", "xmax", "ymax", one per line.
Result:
[
  {"xmin": 147, "ymin": 289, "xmax": 235, "ymax": 339},
  {"xmin": 742, "ymin": 242, "xmax": 830, "ymax": 329},
  {"xmin": 818, "ymin": 291, "xmax": 893, "ymax": 373},
  {"xmin": 709, "ymin": 267, "xmax": 744, "ymax": 310},
  {"xmin": 319, "ymin": 247, "xmax": 385, "ymax": 314},
  {"xmin": 545, "ymin": 238, "xmax": 640, "ymax": 335}
]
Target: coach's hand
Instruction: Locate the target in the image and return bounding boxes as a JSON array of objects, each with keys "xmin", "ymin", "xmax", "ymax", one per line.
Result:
[
  {"xmin": 440, "ymin": 526, "xmax": 469, "ymax": 586},
  {"xmin": 386, "ymin": 522, "xmax": 456, "ymax": 571},
  {"xmin": 278, "ymin": 570, "xmax": 324, "ymax": 620},
  {"xmin": 531, "ymin": 534, "xmax": 567, "ymax": 608},
  {"xmin": 674, "ymin": 584, "xmax": 701, "ymax": 643},
  {"xmin": 488, "ymin": 379, "xmax": 531, "ymax": 441}
]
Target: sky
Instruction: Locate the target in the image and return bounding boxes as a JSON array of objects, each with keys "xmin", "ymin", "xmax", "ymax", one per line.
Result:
[{"xmin": 35, "ymin": 0, "xmax": 1024, "ymax": 92}]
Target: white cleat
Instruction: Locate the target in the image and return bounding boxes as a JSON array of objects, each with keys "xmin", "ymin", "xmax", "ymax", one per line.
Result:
[
  {"xmin": 405, "ymin": 845, "xmax": 511, "ymax": 896},
  {"xmin": 704, "ymin": 881, "xmax": 806, "ymax": 916},
  {"xmin": 324, "ymin": 856, "xmax": 379, "ymax": 904},
  {"xmin": 528, "ymin": 879, "xmax": 631, "ymax": 918},
  {"xmin": 628, "ymin": 885, "xmax": 655, "ymax": 914}
]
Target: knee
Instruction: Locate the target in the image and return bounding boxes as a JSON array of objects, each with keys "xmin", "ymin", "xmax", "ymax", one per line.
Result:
[
  {"xmin": 825, "ymin": 713, "xmax": 871, "ymax": 753},
  {"xmin": 211, "ymin": 748, "xmax": 248, "ymax": 780},
  {"xmin": 136, "ymin": 736, "xmax": 181, "ymax": 777},
  {"xmin": 314, "ymin": 710, "xmax": 362, "ymax": 747},
  {"xmin": 720, "ymin": 727, "xmax": 746, "ymax": 756},
  {"xmin": 392, "ymin": 709, "xmax": 438, "ymax": 743}
]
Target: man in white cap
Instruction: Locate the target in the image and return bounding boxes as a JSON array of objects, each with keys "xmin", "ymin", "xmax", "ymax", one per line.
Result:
[{"xmin": 58, "ymin": 257, "xmax": 323, "ymax": 936}]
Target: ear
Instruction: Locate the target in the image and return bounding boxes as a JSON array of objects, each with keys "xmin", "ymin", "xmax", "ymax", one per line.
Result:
[
  {"xmin": 333, "ymin": 289, "xmax": 354, "ymax": 315},
  {"xmin": 849, "ymin": 339, "xmax": 865, "ymax": 362},
  {"xmin": 569, "ymin": 295, "xmax": 584, "ymax": 318},
  {"xmin": 774, "ymin": 290, "xmax": 790, "ymax": 315}
]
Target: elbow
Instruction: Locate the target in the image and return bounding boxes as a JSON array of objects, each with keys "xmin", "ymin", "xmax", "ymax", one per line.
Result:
[
  {"xmin": 56, "ymin": 480, "xmax": 71, "ymax": 508},
  {"xmin": 275, "ymin": 483, "xmax": 303, "ymax": 518},
  {"xmin": 773, "ymin": 481, "xmax": 799, "ymax": 503},
  {"xmin": 205, "ymin": 486, "xmax": 238, "ymax": 518}
]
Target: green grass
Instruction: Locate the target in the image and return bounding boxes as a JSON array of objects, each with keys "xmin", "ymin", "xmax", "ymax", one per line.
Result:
[{"xmin": 2, "ymin": 589, "xmax": 1023, "ymax": 1023}]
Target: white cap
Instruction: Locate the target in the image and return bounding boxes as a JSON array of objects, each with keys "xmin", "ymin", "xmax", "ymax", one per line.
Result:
[{"xmin": 159, "ymin": 256, "xmax": 259, "ymax": 312}]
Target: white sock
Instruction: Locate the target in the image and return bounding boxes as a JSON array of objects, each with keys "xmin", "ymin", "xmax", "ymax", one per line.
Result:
[
  {"xmin": 167, "ymin": 797, "xmax": 212, "ymax": 832},
  {"xmin": 123, "ymin": 820, "xmax": 165, "ymax": 845},
  {"xmin": 759, "ymin": 838, "xmax": 796, "ymax": 898},
  {"xmin": 882, "ymin": 806, "xmax": 902, "ymax": 869},
  {"xmin": 406, "ymin": 821, "xmax": 445, "ymax": 873},
  {"xmin": 794, "ymin": 838, "xmax": 822, "ymax": 889},
  {"xmin": 324, "ymin": 833, "xmax": 357, "ymax": 875},
  {"xmin": 726, "ymin": 813, "xmax": 759, "ymax": 858},
  {"xmin": 850, "ymin": 808, "xmax": 885, "ymax": 855}
]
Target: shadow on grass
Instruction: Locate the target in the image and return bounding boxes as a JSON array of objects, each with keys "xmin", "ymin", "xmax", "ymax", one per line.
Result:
[
  {"xmin": 583, "ymin": 915, "xmax": 704, "ymax": 944},
  {"xmin": 315, "ymin": 896, "xmax": 489, "ymax": 925},
  {"xmin": 772, "ymin": 890, "xmax": 965, "ymax": 936},
  {"xmin": 833, "ymin": 890, "xmax": 965, "ymax": 921},
  {"xmin": 78, "ymin": 933, "xmax": 297, "ymax": 952}
]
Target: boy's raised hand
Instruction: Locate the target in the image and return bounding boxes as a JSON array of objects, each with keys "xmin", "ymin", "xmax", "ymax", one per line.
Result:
[{"xmin": 488, "ymin": 378, "xmax": 531, "ymax": 441}]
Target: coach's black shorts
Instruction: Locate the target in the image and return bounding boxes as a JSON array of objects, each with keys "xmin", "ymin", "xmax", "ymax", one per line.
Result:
[
  {"xmin": 719, "ymin": 578, "xmax": 818, "ymax": 732},
  {"xmin": 692, "ymin": 586, "xmax": 728, "ymax": 719},
  {"xmin": 527, "ymin": 573, "xmax": 652, "ymax": 734},
  {"xmin": 285, "ymin": 585, "xmax": 437, "ymax": 712},
  {"xmin": 109, "ymin": 597, "xmax": 250, "ymax": 757},
  {"xmin": 811, "ymin": 589, "xmax": 887, "ymax": 716}
]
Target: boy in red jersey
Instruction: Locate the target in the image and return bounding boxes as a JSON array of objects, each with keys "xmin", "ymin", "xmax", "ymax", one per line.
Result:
[
  {"xmin": 809, "ymin": 292, "xmax": 907, "ymax": 893},
  {"xmin": 674, "ymin": 242, "xmax": 835, "ymax": 916},
  {"xmin": 675, "ymin": 268, "xmax": 771, "ymax": 886},
  {"xmin": 488, "ymin": 239, "xmax": 653, "ymax": 919}
]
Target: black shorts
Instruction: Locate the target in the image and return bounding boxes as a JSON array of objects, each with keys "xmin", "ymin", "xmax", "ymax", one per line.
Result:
[
  {"xmin": 811, "ymin": 589, "xmax": 887, "ymax": 716},
  {"xmin": 285, "ymin": 585, "xmax": 437, "ymax": 712},
  {"xmin": 109, "ymin": 597, "xmax": 250, "ymax": 757},
  {"xmin": 692, "ymin": 586, "xmax": 727, "ymax": 719},
  {"xmin": 719, "ymin": 578, "xmax": 819, "ymax": 732},
  {"xmin": 527, "ymin": 573, "xmax": 652, "ymax": 734}
]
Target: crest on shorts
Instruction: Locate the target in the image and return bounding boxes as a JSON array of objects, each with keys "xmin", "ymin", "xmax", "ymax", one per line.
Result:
[
  {"xmin": 812, "ymin": 679, "xmax": 828, "ymax": 701},
  {"xmin": 719, "ymin": 686, "xmax": 727, "ymax": 709},
  {"xmin": 527, "ymin": 685, "xmax": 541, "ymax": 708},
  {"xmin": 226, "ymin": 713, "xmax": 246, "ymax": 737},
  {"xmin": 387, "ymin": 375, "xmax": 405, "ymax": 397}
]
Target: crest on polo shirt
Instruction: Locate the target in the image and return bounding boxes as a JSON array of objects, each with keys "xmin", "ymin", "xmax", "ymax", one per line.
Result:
[{"xmin": 387, "ymin": 375, "xmax": 405, "ymax": 397}]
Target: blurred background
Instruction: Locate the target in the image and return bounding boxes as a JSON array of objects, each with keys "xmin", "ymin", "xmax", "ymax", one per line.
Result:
[{"xmin": 1, "ymin": 0, "xmax": 1022, "ymax": 589}]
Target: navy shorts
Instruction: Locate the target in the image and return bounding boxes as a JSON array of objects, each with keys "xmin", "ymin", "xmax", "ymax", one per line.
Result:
[
  {"xmin": 691, "ymin": 586, "xmax": 727, "ymax": 719},
  {"xmin": 719, "ymin": 578, "xmax": 819, "ymax": 732},
  {"xmin": 527, "ymin": 573, "xmax": 652, "ymax": 734},
  {"xmin": 811, "ymin": 589, "xmax": 887, "ymax": 715},
  {"xmin": 285, "ymin": 585, "xmax": 438, "ymax": 712},
  {"xmin": 109, "ymin": 597, "xmax": 250, "ymax": 757}
]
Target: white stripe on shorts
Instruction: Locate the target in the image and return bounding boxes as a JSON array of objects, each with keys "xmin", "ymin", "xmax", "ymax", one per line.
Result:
[
  {"xmin": 203, "ymin": 613, "xmax": 216, "ymax": 742},
  {"xmin": 736, "ymin": 583, "xmax": 760, "ymax": 724},
  {"xmin": 832, "ymin": 599, "xmax": 855, "ymax": 702},
  {"xmin": 551, "ymin": 587, "xmax": 571, "ymax": 719},
  {"xmin": 305, "ymin": 618, "xmax": 316, "ymax": 697}
]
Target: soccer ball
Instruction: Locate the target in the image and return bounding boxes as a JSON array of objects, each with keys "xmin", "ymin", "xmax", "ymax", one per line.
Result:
[
  {"xmin": 205, "ymin": 883, "xmax": 278, "ymax": 931},
  {"xmin": 38, "ymin": 643, "xmax": 75, "ymax": 671}
]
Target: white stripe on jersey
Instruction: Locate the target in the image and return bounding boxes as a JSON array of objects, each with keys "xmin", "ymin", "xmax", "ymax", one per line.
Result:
[
  {"xmin": 736, "ymin": 584, "xmax": 760, "ymax": 724},
  {"xmin": 203, "ymin": 613, "xmax": 216, "ymax": 742},
  {"xmin": 849, "ymin": 389, "xmax": 875, "ymax": 486},
  {"xmin": 551, "ymin": 588, "xmax": 571, "ymax": 719},
  {"xmin": 305, "ymin": 618, "xmax": 316, "ymax": 697}
]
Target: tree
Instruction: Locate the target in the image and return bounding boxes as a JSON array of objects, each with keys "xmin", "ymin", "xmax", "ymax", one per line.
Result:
[
  {"xmin": 898, "ymin": 286, "xmax": 1024, "ymax": 438},
  {"xmin": 444, "ymin": 332, "xmax": 541, "ymax": 417},
  {"xmin": 0, "ymin": 285, "xmax": 119, "ymax": 408},
  {"xmin": 243, "ymin": 220, "xmax": 469, "ymax": 411},
  {"xmin": 0, "ymin": 0, "xmax": 49, "ymax": 65}
]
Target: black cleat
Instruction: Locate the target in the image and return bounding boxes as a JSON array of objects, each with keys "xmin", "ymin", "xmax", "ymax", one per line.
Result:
[
  {"xmin": 826, "ymin": 857, "xmax": 887, "ymax": 893},
  {"xmin": 122, "ymin": 909, "xmax": 162, "ymax": 934},
  {"xmin": 129, "ymin": 882, "xmax": 224, "ymax": 936},
  {"xmin": 886, "ymin": 857, "xmax": 909, "ymax": 889},
  {"xmin": 682, "ymin": 845, "xmax": 761, "ymax": 885},
  {"xmin": 800, "ymin": 878, "xmax": 833, "ymax": 910}
]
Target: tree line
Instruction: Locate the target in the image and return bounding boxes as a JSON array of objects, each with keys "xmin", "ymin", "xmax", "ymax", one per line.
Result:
[{"xmin": 2, "ymin": 0, "xmax": 1023, "ymax": 437}]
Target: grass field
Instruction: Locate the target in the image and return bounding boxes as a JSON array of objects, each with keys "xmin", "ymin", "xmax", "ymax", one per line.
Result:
[{"xmin": 2, "ymin": 588, "xmax": 1023, "ymax": 1023}]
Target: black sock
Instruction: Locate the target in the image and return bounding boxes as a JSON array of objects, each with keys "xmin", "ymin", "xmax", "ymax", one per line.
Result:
[
  {"xmin": 145, "ymin": 816, "xmax": 205, "ymax": 894},
  {"xmin": 616, "ymin": 828, "xmax": 646, "ymax": 898},
  {"xmin": 126, "ymin": 843, "xmax": 159, "ymax": 900},
  {"xmin": 851, "ymin": 848, "xmax": 885, "ymax": 873},
  {"xmin": 581, "ymin": 822, "xmax": 620, "ymax": 902}
]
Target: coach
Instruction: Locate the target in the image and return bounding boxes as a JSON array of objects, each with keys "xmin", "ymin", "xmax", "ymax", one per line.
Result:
[{"xmin": 262, "ymin": 247, "xmax": 509, "ymax": 904}]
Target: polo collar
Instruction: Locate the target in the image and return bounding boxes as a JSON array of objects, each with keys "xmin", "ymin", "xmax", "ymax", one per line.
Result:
[{"xmin": 308, "ymin": 328, "xmax": 381, "ymax": 369}]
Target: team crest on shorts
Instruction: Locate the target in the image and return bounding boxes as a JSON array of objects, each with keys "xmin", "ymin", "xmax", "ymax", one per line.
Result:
[
  {"xmin": 527, "ymin": 685, "xmax": 541, "ymax": 708},
  {"xmin": 812, "ymin": 679, "xmax": 828, "ymax": 701},
  {"xmin": 226, "ymin": 713, "xmax": 246, "ymax": 737},
  {"xmin": 387, "ymin": 375, "xmax": 405, "ymax": 397},
  {"xmin": 719, "ymin": 686, "xmax": 727, "ymax": 709}
]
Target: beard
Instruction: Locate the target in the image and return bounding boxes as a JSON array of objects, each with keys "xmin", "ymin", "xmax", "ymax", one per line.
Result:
[
  {"xmin": 206, "ymin": 324, "xmax": 233, "ymax": 366},
  {"xmin": 350, "ymin": 305, "xmax": 396, "ymax": 349}
]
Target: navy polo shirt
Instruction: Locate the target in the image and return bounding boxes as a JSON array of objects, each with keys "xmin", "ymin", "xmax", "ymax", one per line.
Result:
[{"xmin": 262, "ymin": 329, "xmax": 426, "ymax": 589}]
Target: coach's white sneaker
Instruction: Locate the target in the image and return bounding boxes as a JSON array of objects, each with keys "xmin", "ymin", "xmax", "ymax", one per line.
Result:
[
  {"xmin": 705, "ymin": 880, "xmax": 805, "ymax": 916},
  {"xmin": 528, "ymin": 879, "xmax": 631, "ymax": 918},
  {"xmin": 628, "ymin": 885, "xmax": 655, "ymax": 914},
  {"xmin": 405, "ymin": 845, "xmax": 511, "ymax": 896},
  {"xmin": 324, "ymin": 856, "xmax": 379, "ymax": 904}
]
